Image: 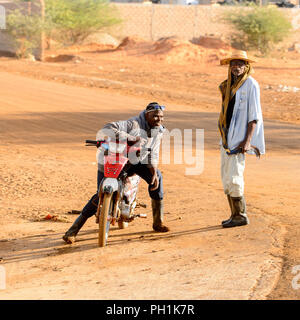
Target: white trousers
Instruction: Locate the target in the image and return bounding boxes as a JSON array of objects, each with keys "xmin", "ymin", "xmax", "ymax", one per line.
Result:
[{"xmin": 220, "ymin": 146, "xmax": 245, "ymax": 197}]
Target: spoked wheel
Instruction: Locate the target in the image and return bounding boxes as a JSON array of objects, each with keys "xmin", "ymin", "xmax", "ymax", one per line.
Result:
[{"xmin": 98, "ymin": 193, "xmax": 113, "ymax": 247}]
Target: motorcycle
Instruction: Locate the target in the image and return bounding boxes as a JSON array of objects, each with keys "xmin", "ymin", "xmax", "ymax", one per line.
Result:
[{"xmin": 85, "ymin": 139, "xmax": 147, "ymax": 247}]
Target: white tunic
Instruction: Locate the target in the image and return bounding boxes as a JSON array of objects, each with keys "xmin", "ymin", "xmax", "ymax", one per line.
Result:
[{"xmin": 225, "ymin": 76, "xmax": 265, "ymax": 155}]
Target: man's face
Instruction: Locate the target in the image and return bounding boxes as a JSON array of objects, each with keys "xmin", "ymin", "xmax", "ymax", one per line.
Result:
[
  {"xmin": 145, "ymin": 110, "xmax": 164, "ymax": 128},
  {"xmin": 230, "ymin": 59, "xmax": 247, "ymax": 77}
]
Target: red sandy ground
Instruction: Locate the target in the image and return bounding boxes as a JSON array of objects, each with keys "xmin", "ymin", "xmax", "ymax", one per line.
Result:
[{"xmin": 0, "ymin": 37, "xmax": 299, "ymax": 299}]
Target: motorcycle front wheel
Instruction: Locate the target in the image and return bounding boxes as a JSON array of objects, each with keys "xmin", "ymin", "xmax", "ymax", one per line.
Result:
[{"xmin": 98, "ymin": 193, "xmax": 113, "ymax": 247}]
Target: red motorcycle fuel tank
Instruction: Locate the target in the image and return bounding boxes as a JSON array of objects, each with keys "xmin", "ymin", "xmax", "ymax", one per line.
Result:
[{"xmin": 104, "ymin": 154, "xmax": 128, "ymax": 178}]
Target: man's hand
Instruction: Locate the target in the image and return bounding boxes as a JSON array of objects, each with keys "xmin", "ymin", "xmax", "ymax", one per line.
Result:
[
  {"xmin": 238, "ymin": 120, "xmax": 257, "ymax": 153},
  {"xmin": 149, "ymin": 167, "xmax": 159, "ymax": 191},
  {"xmin": 128, "ymin": 135, "xmax": 147, "ymax": 146},
  {"xmin": 238, "ymin": 140, "xmax": 252, "ymax": 154}
]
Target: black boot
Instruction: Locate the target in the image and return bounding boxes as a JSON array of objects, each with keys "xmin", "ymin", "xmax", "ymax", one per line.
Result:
[
  {"xmin": 63, "ymin": 214, "xmax": 88, "ymax": 244},
  {"xmin": 62, "ymin": 193, "xmax": 98, "ymax": 244},
  {"xmin": 221, "ymin": 195, "xmax": 234, "ymax": 225},
  {"xmin": 152, "ymin": 199, "xmax": 169, "ymax": 232},
  {"xmin": 222, "ymin": 196, "xmax": 249, "ymax": 228}
]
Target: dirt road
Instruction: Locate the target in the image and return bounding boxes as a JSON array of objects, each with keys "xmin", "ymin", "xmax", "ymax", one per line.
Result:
[{"xmin": 0, "ymin": 70, "xmax": 300, "ymax": 299}]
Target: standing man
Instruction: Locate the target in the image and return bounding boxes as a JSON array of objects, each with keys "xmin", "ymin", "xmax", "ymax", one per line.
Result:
[
  {"xmin": 218, "ymin": 50, "xmax": 265, "ymax": 228},
  {"xmin": 63, "ymin": 102, "xmax": 169, "ymax": 244}
]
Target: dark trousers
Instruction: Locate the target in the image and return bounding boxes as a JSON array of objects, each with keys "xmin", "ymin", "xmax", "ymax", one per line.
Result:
[{"xmin": 81, "ymin": 163, "xmax": 163, "ymax": 218}]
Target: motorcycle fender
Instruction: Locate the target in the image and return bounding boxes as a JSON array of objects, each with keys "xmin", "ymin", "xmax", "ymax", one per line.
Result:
[{"xmin": 101, "ymin": 178, "xmax": 119, "ymax": 194}]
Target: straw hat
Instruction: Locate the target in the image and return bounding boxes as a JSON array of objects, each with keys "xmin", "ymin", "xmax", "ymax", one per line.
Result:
[{"xmin": 220, "ymin": 50, "xmax": 256, "ymax": 65}]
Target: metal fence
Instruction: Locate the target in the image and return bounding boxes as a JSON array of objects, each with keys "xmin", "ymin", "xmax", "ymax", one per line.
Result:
[
  {"xmin": 0, "ymin": 2, "xmax": 299, "ymax": 53},
  {"xmin": 112, "ymin": 3, "xmax": 300, "ymax": 42},
  {"xmin": 112, "ymin": 4, "xmax": 233, "ymax": 41}
]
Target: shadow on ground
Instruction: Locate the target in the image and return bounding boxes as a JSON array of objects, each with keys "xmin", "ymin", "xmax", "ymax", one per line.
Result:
[
  {"xmin": 0, "ymin": 224, "xmax": 223, "ymax": 264},
  {"xmin": 1, "ymin": 109, "xmax": 299, "ymax": 152}
]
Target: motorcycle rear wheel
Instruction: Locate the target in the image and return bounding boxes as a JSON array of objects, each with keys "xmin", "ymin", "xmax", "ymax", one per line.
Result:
[{"xmin": 98, "ymin": 193, "xmax": 113, "ymax": 247}]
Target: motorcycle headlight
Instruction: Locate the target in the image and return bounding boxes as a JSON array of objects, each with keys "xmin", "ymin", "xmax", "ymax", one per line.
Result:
[{"xmin": 108, "ymin": 142, "xmax": 126, "ymax": 154}]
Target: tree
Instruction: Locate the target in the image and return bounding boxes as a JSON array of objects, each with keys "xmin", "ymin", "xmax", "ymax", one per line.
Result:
[
  {"xmin": 45, "ymin": 0, "xmax": 121, "ymax": 46},
  {"xmin": 4, "ymin": 0, "xmax": 121, "ymax": 58},
  {"xmin": 5, "ymin": 8, "xmax": 44, "ymax": 58},
  {"xmin": 223, "ymin": 5, "xmax": 292, "ymax": 54}
]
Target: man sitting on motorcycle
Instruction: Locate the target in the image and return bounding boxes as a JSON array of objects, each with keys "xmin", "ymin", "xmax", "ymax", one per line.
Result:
[{"xmin": 63, "ymin": 102, "xmax": 169, "ymax": 244}]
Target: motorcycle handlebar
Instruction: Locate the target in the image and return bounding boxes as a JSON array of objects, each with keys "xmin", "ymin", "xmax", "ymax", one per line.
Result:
[
  {"xmin": 85, "ymin": 140, "xmax": 98, "ymax": 145},
  {"xmin": 85, "ymin": 140, "xmax": 151, "ymax": 152}
]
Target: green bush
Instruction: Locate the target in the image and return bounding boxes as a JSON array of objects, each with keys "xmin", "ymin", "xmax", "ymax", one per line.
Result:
[
  {"xmin": 223, "ymin": 5, "xmax": 292, "ymax": 54},
  {"xmin": 45, "ymin": 0, "xmax": 121, "ymax": 45},
  {"xmin": 4, "ymin": 0, "xmax": 121, "ymax": 58},
  {"xmin": 5, "ymin": 9, "xmax": 45, "ymax": 58}
]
